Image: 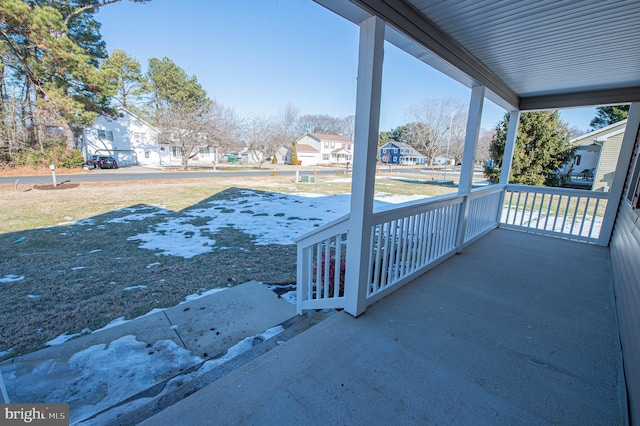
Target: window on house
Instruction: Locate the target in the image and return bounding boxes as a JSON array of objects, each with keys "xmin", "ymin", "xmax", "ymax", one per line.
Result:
[
  {"xmin": 145, "ymin": 151, "xmax": 150, "ymax": 159},
  {"xmin": 324, "ymin": 142, "xmax": 330, "ymax": 149},
  {"xmin": 330, "ymin": 142, "xmax": 335, "ymax": 149},
  {"xmin": 97, "ymin": 129, "xmax": 114, "ymax": 141},
  {"xmin": 322, "ymin": 154, "xmax": 329, "ymax": 161},
  {"xmin": 133, "ymin": 132, "xmax": 147, "ymax": 143},
  {"xmin": 199, "ymin": 147, "xmax": 210, "ymax": 156},
  {"xmin": 172, "ymin": 147, "xmax": 181, "ymax": 158}
]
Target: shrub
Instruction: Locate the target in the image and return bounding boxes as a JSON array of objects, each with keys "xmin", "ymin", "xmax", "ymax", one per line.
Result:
[{"xmin": 12, "ymin": 142, "xmax": 83, "ymax": 169}]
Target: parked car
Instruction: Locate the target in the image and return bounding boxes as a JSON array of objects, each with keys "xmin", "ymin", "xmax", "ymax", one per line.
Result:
[
  {"xmin": 85, "ymin": 154, "xmax": 99, "ymax": 169},
  {"xmin": 96, "ymin": 156, "xmax": 118, "ymax": 169}
]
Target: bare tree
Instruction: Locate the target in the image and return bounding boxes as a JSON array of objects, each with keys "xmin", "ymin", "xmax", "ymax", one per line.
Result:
[
  {"xmin": 244, "ymin": 115, "xmax": 280, "ymax": 168},
  {"xmin": 405, "ymin": 98, "xmax": 467, "ymax": 165},
  {"xmin": 207, "ymin": 102, "xmax": 244, "ymax": 159},
  {"xmin": 294, "ymin": 113, "xmax": 353, "ymax": 138},
  {"xmin": 156, "ymin": 100, "xmax": 241, "ymax": 170},
  {"xmin": 475, "ymin": 128, "xmax": 496, "ymax": 164},
  {"xmin": 0, "ymin": 89, "xmax": 31, "ymax": 160},
  {"xmin": 243, "ymin": 105, "xmax": 299, "ymax": 168}
]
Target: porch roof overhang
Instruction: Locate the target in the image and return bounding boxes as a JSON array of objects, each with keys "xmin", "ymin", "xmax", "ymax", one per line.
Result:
[{"xmin": 315, "ymin": 0, "xmax": 640, "ymax": 111}]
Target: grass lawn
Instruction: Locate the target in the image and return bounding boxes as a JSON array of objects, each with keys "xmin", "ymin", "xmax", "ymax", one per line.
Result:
[{"xmin": 0, "ymin": 172, "xmax": 455, "ymax": 360}]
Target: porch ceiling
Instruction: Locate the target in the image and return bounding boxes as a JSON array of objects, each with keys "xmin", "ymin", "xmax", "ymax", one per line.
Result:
[{"xmin": 315, "ymin": 0, "xmax": 640, "ymax": 111}]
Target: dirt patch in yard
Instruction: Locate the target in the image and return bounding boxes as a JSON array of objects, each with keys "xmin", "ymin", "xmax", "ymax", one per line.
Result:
[
  {"xmin": 33, "ymin": 183, "xmax": 80, "ymax": 190},
  {"xmin": 0, "ymin": 188, "xmax": 298, "ymax": 360}
]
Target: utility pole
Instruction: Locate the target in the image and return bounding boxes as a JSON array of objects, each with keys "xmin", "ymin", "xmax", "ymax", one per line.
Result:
[{"xmin": 444, "ymin": 109, "xmax": 453, "ymax": 181}]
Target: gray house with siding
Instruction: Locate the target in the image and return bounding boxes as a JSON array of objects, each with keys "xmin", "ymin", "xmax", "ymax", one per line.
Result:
[{"xmin": 566, "ymin": 119, "xmax": 627, "ymax": 191}]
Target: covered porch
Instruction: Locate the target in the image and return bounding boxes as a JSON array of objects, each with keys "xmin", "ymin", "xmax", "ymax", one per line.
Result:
[
  {"xmin": 291, "ymin": 0, "xmax": 640, "ymax": 422},
  {"xmin": 144, "ymin": 228, "xmax": 624, "ymax": 424},
  {"xmin": 143, "ymin": 0, "xmax": 639, "ymax": 422}
]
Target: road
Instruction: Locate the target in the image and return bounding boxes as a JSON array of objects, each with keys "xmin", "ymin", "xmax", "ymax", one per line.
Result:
[{"xmin": 0, "ymin": 165, "xmax": 481, "ymax": 186}]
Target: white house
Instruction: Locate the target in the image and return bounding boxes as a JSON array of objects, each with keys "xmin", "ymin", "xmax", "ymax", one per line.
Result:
[
  {"xmin": 79, "ymin": 108, "xmax": 221, "ymax": 167},
  {"xmin": 294, "ymin": 133, "xmax": 353, "ymax": 166},
  {"xmin": 79, "ymin": 108, "xmax": 159, "ymax": 166}
]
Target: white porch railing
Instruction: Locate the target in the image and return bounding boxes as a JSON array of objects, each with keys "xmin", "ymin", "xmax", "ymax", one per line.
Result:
[
  {"xmin": 501, "ymin": 184, "xmax": 609, "ymax": 244},
  {"xmin": 296, "ymin": 184, "xmax": 610, "ymax": 314},
  {"xmin": 366, "ymin": 194, "xmax": 462, "ymax": 302},
  {"xmin": 296, "ymin": 186, "xmax": 502, "ymax": 313},
  {"xmin": 296, "ymin": 215, "xmax": 349, "ymax": 313},
  {"xmin": 464, "ymin": 185, "xmax": 505, "ymax": 244}
]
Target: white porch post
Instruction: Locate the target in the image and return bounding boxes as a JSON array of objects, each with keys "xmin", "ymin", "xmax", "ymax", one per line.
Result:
[
  {"xmin": 456, "ymin": 84, "xmax": 485, "ymax": 251},
  {"xmin": 496, "ymin": 109, "xmax": 520, "ymax": 224},
  {"xmin": 499, "ymin": 110, "xmax": 521, "ymax": 185},
  {"xmin": 598, "ymin": 102, "xmax": 640, "ymax": 246},
  {"xmin": 344, "ymin": 15, "xmax": 385, "ymax": 317}
]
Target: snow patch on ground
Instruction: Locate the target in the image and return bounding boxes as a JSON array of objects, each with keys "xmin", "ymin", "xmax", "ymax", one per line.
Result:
[
  {"xmin": 0, "ymin": 274, "xmax": 25, "ymax": 283},
  {"xmin": 126, "ymin": 191, "xmax": 430, "ymax": 258},
  {"xmin": 123, "ymin": 285, "xmax": 148, "ymax": 291}
]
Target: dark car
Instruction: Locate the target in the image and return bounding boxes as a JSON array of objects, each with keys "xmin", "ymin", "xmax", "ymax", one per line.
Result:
[
  {"xmin": 85, "ymin": 154, "xmax": 99, "ymax": 169},
  {"xmin": 96, "ymin": 156, "xmax": 118, "ymax": 169}
]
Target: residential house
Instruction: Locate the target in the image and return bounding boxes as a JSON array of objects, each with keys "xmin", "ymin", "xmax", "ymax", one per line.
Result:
[
  {"xmin": 379, "ymin": 141, "xmax": 427, "ymax": 165},
  {"xmin": 80, "ymin": 108, "xmax": 219, "ymax": 167},
  {"xmin": 563, "ymin": 120, "xmax": 628, "ymax": 191},
  {"xmin": 239, "ymin": 145, "xmax": 288, "ymax": 165},
  {"xmin": 294, "ymin": 133, "xmax": 353, "ymax": 165},
  {"xmin": 79, "ymin": 108, "xmax": 158, "ymax": 166},
  {"xmin": 293, "ymin": 143, "xmax": 320, "ymax": 166}
]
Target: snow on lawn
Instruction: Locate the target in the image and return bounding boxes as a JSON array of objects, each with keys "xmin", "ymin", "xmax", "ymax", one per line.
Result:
[
  {"xmin": 0, "ymin": 274, "xmax": 25, "ymax": 283},
  {"xmin": 107, "ymin": 206, "xmax": 170, "ymax": 223},
  {"xmin": 127, "ymin": 190, "xmax": 427, "ymax": 258}
]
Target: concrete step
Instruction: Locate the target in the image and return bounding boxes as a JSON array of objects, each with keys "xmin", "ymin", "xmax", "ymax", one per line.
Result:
[
  {"xmin": 106, "ymin": 309, "xmax": 335, "ymax": 425},
  {"xmin": 0, "ymin": 281, "xmax": 322, "ymax": 425}
]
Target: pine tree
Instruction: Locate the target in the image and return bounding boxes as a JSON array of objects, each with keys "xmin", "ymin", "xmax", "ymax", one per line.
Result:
[
  {"xmin": 485, "ymin": 111, "xmax": 575, "ymax": 186},
  {"xmin": 590, "ymin": 105, "xmax": 629, "ymax": 130},
  {"xmin": 289, "ymin": 141, "xmax": 299, "ymax": 165}
]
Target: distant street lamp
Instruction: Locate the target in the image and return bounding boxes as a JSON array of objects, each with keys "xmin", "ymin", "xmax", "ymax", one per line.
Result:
[{"xmin": 444, "ymin": 109, "xmax": 454, "ymax": 181}]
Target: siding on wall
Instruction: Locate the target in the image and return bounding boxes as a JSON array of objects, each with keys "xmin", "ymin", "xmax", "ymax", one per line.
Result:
[
  {"xmin": 594, "ymin": 134, "xmax": 624, "ymax": 192},
  {"xmin": 611, "ymin": 203, "xmax": 640, "ymax": 424},
  {"xmin": 611, "ymin": 120, "xmax": 640, "ymax": 424}
]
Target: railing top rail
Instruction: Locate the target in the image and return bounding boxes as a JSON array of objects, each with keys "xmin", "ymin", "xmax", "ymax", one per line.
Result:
[
  {"xmin": 371, "ymin": 192, "xmax": 464, "ymax": 225},
  {"xmin": 506, "ymin": 184, "xmax": 609, "ymax": 199},
  {"xmin": 295, "ymin": 214, "xmax": 350, "ymax": 245},
  {"xmin": 468, "ymin": 184, "xmax": 505, "ymax": 199}
]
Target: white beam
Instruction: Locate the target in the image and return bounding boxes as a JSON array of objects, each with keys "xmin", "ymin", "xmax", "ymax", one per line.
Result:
[
  {"xmin": 458, "ymin": 85, "xmax": 485, "ymax": 195},
  {"xmin": 499, "ymin": 110, "xmax": 521, "ymax": 185},
  {"xmin": 456, "ymin": 85, "xmax": 485, "ymax": 252},
  {"xmin": 344, "ymin": 15, "xmax": 385, "ymax": 317},
  {"xmin": 598, "ymin": 102, "xmax": 640, "ymax": 246}
]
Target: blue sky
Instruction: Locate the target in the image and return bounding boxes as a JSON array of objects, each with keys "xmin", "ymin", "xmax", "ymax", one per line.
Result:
[{"xmin": 96, "ymin": 0, "xmax": 598, "ymax": 132}]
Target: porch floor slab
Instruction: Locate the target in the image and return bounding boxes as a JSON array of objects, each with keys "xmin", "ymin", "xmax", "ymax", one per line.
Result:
[{"xmin": 142, "ymin": 229, "xmax": 626, "ymax": 425}]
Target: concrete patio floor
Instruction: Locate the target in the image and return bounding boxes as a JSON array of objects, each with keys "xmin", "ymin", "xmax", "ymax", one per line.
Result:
[{"xmin": 142, "ymin": 228, "xmax": 626, "ymax": 425}]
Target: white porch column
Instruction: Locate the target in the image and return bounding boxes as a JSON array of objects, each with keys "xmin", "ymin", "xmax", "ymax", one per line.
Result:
[
  {"xmin": 458, "ymin": 85, "xmax": 485, "ymax": 195},
  {"xmin": 498, "ymin": 110, "xmax": 521, "ymax": 185},
  {"xmin": 344, "ymin": 15, "xmax": 385, "ymax": 317},
  {"xmin": 495, "ymin": 109, "xmax": 521, "ymax": 225},
  {"xmin": 456, "ymin": 85, "xmax": 485, "ymax": 251},
  {"xmin": 598, "ymin": 102, "xmax": 640, "ymax": 246}
]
